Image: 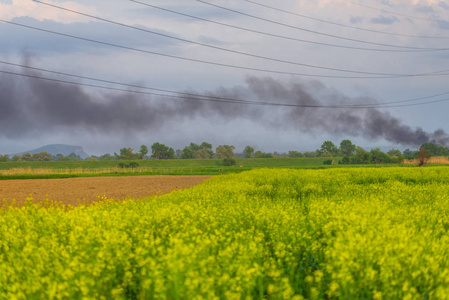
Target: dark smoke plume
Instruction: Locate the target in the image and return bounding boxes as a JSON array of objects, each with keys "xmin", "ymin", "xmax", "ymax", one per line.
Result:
[{"xmin": 1, "ymin": 65, "xmax": 448, "ymax": 146}]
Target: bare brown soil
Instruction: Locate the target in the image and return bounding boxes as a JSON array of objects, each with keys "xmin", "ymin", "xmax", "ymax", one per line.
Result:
[{"xmin": 0, "ymin": 175, "xmax": 212, "ymax": 207}]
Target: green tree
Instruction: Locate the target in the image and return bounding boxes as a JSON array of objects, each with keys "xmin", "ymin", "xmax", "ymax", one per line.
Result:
[
  {"xmin": 189, "ymin": 142, "xmax": 201, "ymax": 153},
  {"xmin": 40, "ymin": 151, "xmax": 52, "ymax": 161},
  {"xmin": 181, "ymin": 147, "xmax": 195, "ymax": 159},
  {"xmin": 273, "ymin": 152, "xmax": 286, "ymax": 158},
  {"xmin": 436, "ymin": 145, "xmax": 449, "ymax": 156},
  {"xmin": 369, "ymin": 148, "xmax": 390, "ymax": 164},
  {"xmin": 151, "ymin": 143, "xmax": 175, "ymax": 159},
  {"xmin": 139, "ymin": 145, "xmax": 149, "ymax": 159},
  {"xmin": 31, "ymin": 151, "xmax": 52, "ymax": 161},
  {"xmin": 303, "ymin": 151, "xmax": 315, "ymax": 158},
  {"xmin": 200, "ymin": 142, "xmax": 214, "ymax": 158},
  {"xmin": 243, "ymin": 146, "xmax": 255, "ymax": 158},
  {"xmin": 254, "ymin": 151, "xmax": 273, "ymax": 158},
  {"xmin": 320, "ymin": 152, "xmax": 333, "ymax": 158},
  {"xmin": 21, "ymin": 152, "xmax": 32, "ymax": 161},
  {"xmin": 352, "ymin": 146, "xmax": 369, "ymax": 164},
  {"xmin": 288, "ymin": 151, "xmax": 303, "ymax": 158},
  {"xmin": 254, "ymin": 150, "xmax": 263, "ymax": 158},
  {"xmin": 223, "ymin": 158, "xmax": 236, "ymax": 166},
  {"xmin": 54, "ymin": 154, "xmax": 66, "ymax": 161},
  {"xmin": 320, "ymin": 141, "xmax": 339, "ymax": 157},
  {"xmin": 387, "ymin": 149, "xmax": 402, "ymax": 157},
  {"xmin": 68, "ymin": 153, "xmax": 83, "ymax": 161},
  {"xmin": 420, "ymin": 142, "xmax": 437, "ymax": 156},
  {"xmin": 341, "ymin": 156, "xmax": 350, "ymax": 164},
  {"xmin": 181, "ymin": 142, "xmax": 213, "ymax": 159},
  {"xmin": 216, "ymin": 145, "xmax": 235, "ymax": 159},
  {"xmin": 339, "ymin": 140, "xmax": 356, "ymax": 156},
  {"xmin": 175, "ymin": 149, "xmax": 183, "ymax": 159},
  {"xmin": 99, "ymin": 153, "xmax": 113, "ymax": 161},
  {"xmin": 195, "ymin": 148, "xmax": 210, "ymax": 159},
  {"xmin": 419, "ymin": 142, "xmax": 449, "ymax": 156},
  {"xmin": 119, "ymin": 148, "xmax": 140, "ymax": 160},
  {"xmin": 402, "ymin": 148, "xmax": 413, "ymax": 156},
  {"xmin": 0, "ymin": 154, "xmax": 9, "ymax": 162}
]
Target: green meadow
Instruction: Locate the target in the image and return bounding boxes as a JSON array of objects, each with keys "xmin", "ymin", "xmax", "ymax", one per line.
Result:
[{"xmin": 0, "ymin": 157, "xmax": 347, "ymax": 179}]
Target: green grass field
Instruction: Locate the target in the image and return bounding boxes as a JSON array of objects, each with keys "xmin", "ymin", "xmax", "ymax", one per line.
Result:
[
  {"xmin": 0, "ymin": 157, "xmax": 349, "ymax": 180},
  {"xmin": 1, "ymin": 167, "xmax": 449, "ymax": 299}
]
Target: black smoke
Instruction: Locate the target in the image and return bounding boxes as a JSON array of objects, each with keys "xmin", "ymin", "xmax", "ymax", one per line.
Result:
[{"xmin": 1, "ymin": 65, "xmax": 447, "ymax": 146}]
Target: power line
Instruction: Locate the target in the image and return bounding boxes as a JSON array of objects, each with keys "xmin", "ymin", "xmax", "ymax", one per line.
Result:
[
  {"xmin": 339, "ymin": 0, "xmax": 446, "ymax": 24},
  {"xmin": 2, "ymin": 61, "xmax": 449, "ymax": 109},
  {"xmin": 4, "ymin": 19, "xmax": 449, "ymax": 79},
  {"xmin": 196, "ymin": 0, "xmax": 446, "ymax": 50},
  {"xmin": 241, "ymin": 0, "xmax": 449, "ymax": 39},
  {"xmin": 129, "ymin": 0, "xmax": 444, "ymax": 52},
  {"xmin": 31, "ymin": 0, "xmax": 448, "ymax": 79},
  {"xmin": 0, "ymin": 69, "xmax": 253, "ymax": 105},
  {"xmin": 0, "ymin": 60, "xmax": 253, "ymax": 103}
]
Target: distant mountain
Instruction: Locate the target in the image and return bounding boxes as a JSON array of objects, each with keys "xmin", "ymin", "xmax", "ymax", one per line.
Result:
[{"xmin": 12, "ymin": 144, "xmax": 90, "ymax": 159}]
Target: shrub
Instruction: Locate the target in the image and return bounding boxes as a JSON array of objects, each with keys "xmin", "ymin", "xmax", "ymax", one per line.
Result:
[
  {"xmin": 128, "ymin": 162, "xmax": 140, "ymax": 169},
  {"xmin": 341, "ymin": 156, "xmax": 350, "ymax": 164},
  {"xmin": 118, "ymin": 162, "xmax": 140, "ymax": 169},
  {"xmin": 417, "ymin": 148, "xmax": 431, "ymax": 167},
  {"xmin": 223, "ymin": 158, "xmax": 236, "ymax": 166}
]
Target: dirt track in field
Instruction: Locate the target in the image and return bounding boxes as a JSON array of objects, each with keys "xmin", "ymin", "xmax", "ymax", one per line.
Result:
[{"xmin": 0, "ymin": 175, "xmax": 212, "ymax": 206}]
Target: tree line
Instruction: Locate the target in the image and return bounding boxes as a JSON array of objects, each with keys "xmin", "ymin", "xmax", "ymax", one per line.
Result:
[{"xmin": 0, "ymin": 140, "xmax": 447, "ymax": 163}]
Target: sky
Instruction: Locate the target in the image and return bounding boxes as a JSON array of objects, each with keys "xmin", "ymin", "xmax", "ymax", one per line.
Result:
[{"xmin": 1, "ymin": 0, "xmax": 449, "ymax": 155}]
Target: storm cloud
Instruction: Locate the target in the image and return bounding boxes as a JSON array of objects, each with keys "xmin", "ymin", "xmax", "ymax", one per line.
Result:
[{"xmin": 1, "ymin": 64, "xmax": 447, "ymax": 147}]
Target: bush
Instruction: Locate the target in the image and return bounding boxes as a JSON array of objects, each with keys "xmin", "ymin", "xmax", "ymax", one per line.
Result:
[
  {"xmin": 223, "ymin": 158, "xmax": 237, "ymax": 166},
  {"xmin": 323, "ymin": 159, "xmax": 333, "ymax": 165},
  {"xmin": 341, "ymin": 156, "xmax": 350, "ymax": 164},
  {"xmin": 128, "ymin": 162, "xmax": 140, "ymax": 168},
  {"xmin": 417, "ymin": 148, "xmax": 431, "ymax": 167},
  {"xmin": 118, "ymin": 162, "xmax": 140, "ymax": 169}
]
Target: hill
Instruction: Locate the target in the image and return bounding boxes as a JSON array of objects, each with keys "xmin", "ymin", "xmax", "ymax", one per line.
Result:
[{"xmin": 11, "ymin": 144, "xmax": 89, "ymax": 159}]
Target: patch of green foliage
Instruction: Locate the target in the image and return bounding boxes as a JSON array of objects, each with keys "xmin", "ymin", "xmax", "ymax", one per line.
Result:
[{"xmin": 0, "ymin": 158, "xmax": 345, "ymax": 180}]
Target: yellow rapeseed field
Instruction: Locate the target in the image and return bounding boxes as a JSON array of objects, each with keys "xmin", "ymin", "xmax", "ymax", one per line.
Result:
[{"xmin": 1, "ymin": 167, "xmax": 449, "ymax": 299}]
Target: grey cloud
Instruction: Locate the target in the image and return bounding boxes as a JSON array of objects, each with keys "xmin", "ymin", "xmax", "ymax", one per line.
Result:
[
  {"xmin": 437, "ymin": 20, "xmax": 449, "ymax": 30},
  {"xmin": 440, "ymin": 2, "xmax": 449, "ymax": 10},
  {"xmin": 197, "ymin": 35, "xmax": 227, "ymax": 46},
  {"xmin": 0, "ymin": 16, "xmax": 180, "ymax": 55},
  {"xmin": 379, "ymin": 0, "xmax": 393, "ymax": 6},
  {"xmin": 414, "ymin": 5, "xmax": 435, "ymax": 14},
  {"xmin": 349, "ymin": 16, "xmax": 364, "ymax": 24},
  {"xmin": 1, "ymin": 63, "xmax": 447, "ymax": 147},
  {"xmin": 370, "ymin": 15, "xmax": 400, "ymax": 25},
  {"xmin": 130, "ymin": 3, "xmax": 239, "ymax": 22}
]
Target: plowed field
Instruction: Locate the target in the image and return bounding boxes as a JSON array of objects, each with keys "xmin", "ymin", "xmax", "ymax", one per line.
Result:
[{"xmin": 0, "ymin": 175, "xmax": 212, "ymax": 206}]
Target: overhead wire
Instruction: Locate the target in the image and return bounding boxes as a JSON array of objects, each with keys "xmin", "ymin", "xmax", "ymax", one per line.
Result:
[
  {"xmin": 129, "ymin": 0, "xmax": 444, "ymax": 52},
  {"xmin": 2, "ymin": 60, "xmax": 449, "ymax": 109},
  {"xmin": 3, "ymin": 2, "xmax": 449, "ymax": 109},
  {"xmin": 0, "ymin": 60, "xmax": 256, "ymax": 103},
  {"xmin": 4, "ymin": 18, "xmax": 449, "ymax": 79},
  {"xmin": 30, "ymin": 0, "xmax": 449, "ymax": 78},
  {"xmin": 241, "ymin": 0, "xmax": 449, "ymax": 39},
  {"xmin": 339, "ymin": 0, "xmax": 446, "ymax": 23},
  {"xmin": 196, "ymin": 0, "xmax": 446, "ymax": 50},
  {"xmin": 0, "ymin": 69, "xmax": 253, "ymax": 105}
]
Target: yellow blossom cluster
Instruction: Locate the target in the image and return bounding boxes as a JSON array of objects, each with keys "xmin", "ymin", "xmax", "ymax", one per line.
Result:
[{"xmin": 1, "ymin": 167, "xmax": 449, "ymax": 299}]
